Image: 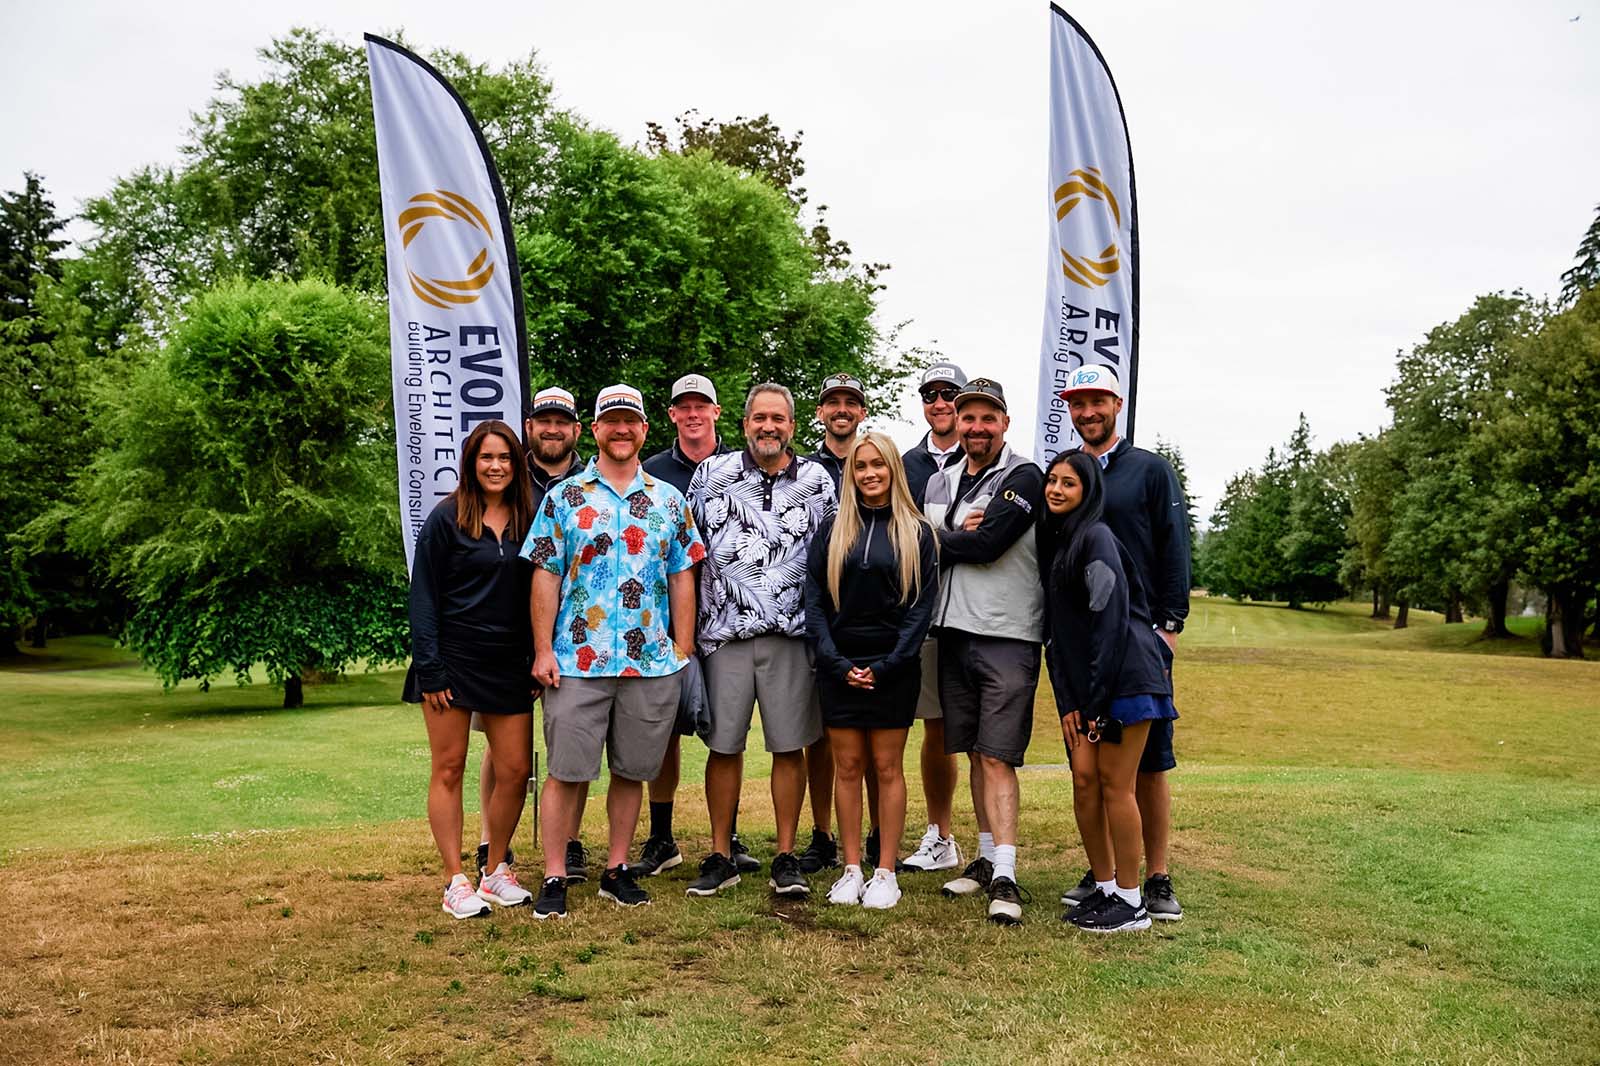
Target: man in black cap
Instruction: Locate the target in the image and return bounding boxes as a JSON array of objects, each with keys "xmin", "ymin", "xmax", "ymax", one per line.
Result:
[{"xmin": 807, "ymin": 372, "xmax": 867, "ymax": 491}]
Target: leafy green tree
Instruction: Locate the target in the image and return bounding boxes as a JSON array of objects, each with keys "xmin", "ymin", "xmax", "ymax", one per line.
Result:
[
  {"xmin": 62, "ymin": 279, "xmax": 407, "ymax": 704},
  {"xmin": 1280, "ymin": 434, "xmax": 1350, "ymax": 608},
  {"xmin": 1340, "ymin": 431, "xmax": 1415, "ymax": 622},
  {"xmin": 0, "ymin": 173, "xmax": 68, "ymax": 323},
  {"xmin": 1560, "ymin": 203, "xmax": 1600, "ymax": 307}
]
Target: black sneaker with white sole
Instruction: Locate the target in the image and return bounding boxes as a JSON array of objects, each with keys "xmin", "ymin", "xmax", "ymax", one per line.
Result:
[
  {"xmin": 475, "ymin": 843, "xmax": 515, "ymax": 880},
  {"xmin": 533, "ymin": 876, "xmax": 568, "ymax": 920},
  {"xmin": 1143, "ymin": 873, "xmax": 1183, "ymax": 921},
  {"xmin": 1061, "ymin": 889, "xmax": 1113, "ymax": 924},
  {"xmin": 941, "ymin": 856, "xmax": 994, "ymax": 897},
  {"xmin": 797, "ymin": 828, "xmax": 838, "ymax": 874},
  {"xmin": 1060, "ymin": 868, "xmax": 1097, "ymax": 906},
  {"xmin": 986, "ymin": 876, "xmax": 1027, "ymax": 925},
  {"xmin": 769, "ymin": 851, "xmax": 810, "ymax": 896},
  {"xmin": 685, "ymin": 853, "xmax": 741, "ymax": 897},
  {"xmin": 730, "ymin": 834, "xmax": 761, "ymax": 873},
  {"xmin": 565, "ymin": 840, "xmax": 588, "ymax": 884},
  {"xmin": 598, "ymin": 864, "xmax": 651, "ymax": 907},
  {"xmin": 1070, "ymin": 892, "xmax": 1151, "ymax": 933},
  {"xmin": 634, "ymin": 835, "xmax": 683, "ymax": 877}
]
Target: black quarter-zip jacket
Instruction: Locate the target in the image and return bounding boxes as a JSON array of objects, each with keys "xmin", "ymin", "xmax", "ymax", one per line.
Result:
[
  {"xmin": 408, "ymin": 500, "xmax": 531, "ymax": 691},
  {"xmin": 1100, "ymin": 438, "xmax": 1191, "ymax": 633}
]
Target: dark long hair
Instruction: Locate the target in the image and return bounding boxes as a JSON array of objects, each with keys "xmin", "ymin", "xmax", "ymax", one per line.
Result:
[
  {"xmin": 1040, "ymin": 450, "xmax": 1106, "ymax": 585},
  {"xmin": 451, "ymin": 420, "xmax": 535, "ymax": 541}
]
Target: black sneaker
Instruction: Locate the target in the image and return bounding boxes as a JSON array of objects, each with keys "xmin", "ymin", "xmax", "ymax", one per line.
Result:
[
  {"xmin": 797, "ymin": 828, "xmax": 838, "ymax": 874},
  {"xmin": 1060, "ymin": 869, "xmax": 1097, "ymax": 906},
  {"xmin": 1071, "ymin": 892, "xmax": 1150, "ymax": 933},
  {"xmin": 685, "ymin": 853, "xmax": 741, "ymax": 897},
  {"xmin": 986, "ymin": 876, "xmax": 1028, "ymax": 925},
  {"xmin": 635, "ymin": 836, "xmax": 683, "ymax": 877},
  {"xmin": 1061, "ymin": 889, "xmax": 1114, "ymax": 925},
  {"xmin": 730, "ymin": 834, "xmax": 761, "ymax": 873},
  {"xmin": 941, "ymin": 856, "xmax": 994, "ymax": 897},
  {"xmin": 475, "ymin": 842, "xmax": 515, "ymax": 880},
  {"xmin": 598, "ymin": 864, "xmax": 651, "ymax": 907},
  {"xmin": 533, "ymin": 876, "xmax": 567, "ymax": 920},
  {"xmin": 565, "ymin": 840, "xmax": 588, "ymax": 884},
  {"xmin": 769, "ymin": 851, "xmax": 810, "ymax": 896},
  {"xmin": 864, "ymin": 827, "xmax": 880, "ymax": 870},
  {"xmin": 1143, "ymin": 873, "xmax": 1183, "ymax": 921}
]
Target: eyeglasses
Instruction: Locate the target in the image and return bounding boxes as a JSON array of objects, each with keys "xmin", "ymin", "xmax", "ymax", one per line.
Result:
[{"xmin": 920, "ymin": 386, "xmax": 959, "ymax": 404}]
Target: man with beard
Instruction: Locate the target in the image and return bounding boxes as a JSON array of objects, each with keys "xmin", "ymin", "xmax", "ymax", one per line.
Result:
[
  {"xmin": 634, "ymin": 375, "xmax": 751, "ymax": 878},
  {"xmin": 523, "ymin": 384, "xmax": 705, "ymax": 919},
  {"xmin": 684, "ymin": 383, "xmax": 837, "ymax": 898},
  {"xmin": 1059, "ymin": 363, "xmax": 1189, "ymax": 922},
  {"xmin": 474, "ymin": 387, "xmax": 587, "ymax": 882},
  {"xmin": 923, "ymin": 379, "xmax": 1045, "ymax": 925}
]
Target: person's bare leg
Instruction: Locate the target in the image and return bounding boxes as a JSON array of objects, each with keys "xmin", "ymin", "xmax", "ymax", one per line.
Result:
[
  {"xmin": 770, "ymin": 750, "xmax": 808, "ymax": 854},
  {"xmin": 572, "ymin": 785, "xmax": 590, "ymax": 844},
  {"xmin": 921, "ymin": 719, "xmax": 957, "ymax": 835},
  {"xmin": 705, "ymin": 751, "xmax": 742, "ymax": 856},
  {"xmin": 1067, "ymin": 724, "xmax": 1112, "ymax": 881},
  {"xmin": 422, "ymin": 707, "xmax": 471, "ymax": 877},
  {"xmin": 648, "ymin": 735, "xmax": 680, "ymax": 812},
  {"xmin": 478, "ymin": 745, "xmax": 495, "ymax": 846},
  {"xmin": 968, "ymin": 753, "xmax": 990, "ymax": 835},
  {"xmin": 606, "ymin": 776, "xmax": 644, "ymax": 869},
  {"xmin": 868, "ymin": 728, "xmax": 910, "ymax": 870},
  {"xmin": 480, "ymin": 714, "xmax": 532, "ymax": 871},
  {"xmin": 1104, "ymin": 725, "xmax": 1152, "ymax": 891},
  {"xmin": 976, "ymin": 753, "xmax": 1019, "ymax": 847},
  {"xmin": 806, "ymin": 734, "xmax": 833, "ymax": 836},
  {"xmin": 829, "ymin": 728, "xmax": 868, "ymax": 866},
  {"xmin": 1137, "ymin": 771, "xmax": 1172, "ymax": 876},
  {"xmin": 539, "ymin": 776, "xmax": 584, "ymax": 880}
]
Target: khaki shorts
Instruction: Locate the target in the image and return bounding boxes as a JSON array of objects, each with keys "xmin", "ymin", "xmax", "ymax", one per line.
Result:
[
  {"xmin": 541, "ymin": 673, "xmax": 679, "ymax": 783},
  {"xmin": 703, "ymin": 636, "xmax": 823, "ymax": 755},
  {"xmin": 914, "ymin": 636, "xmax": 943, "ymax": 720}
]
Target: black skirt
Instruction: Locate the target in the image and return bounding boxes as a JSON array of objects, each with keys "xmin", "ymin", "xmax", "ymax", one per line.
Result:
[
  {"xmin": 818, "ymin": 637, "xmax": 920, "ymax": 730},
  {"xmin": 403, "ymin": 637, "xmax": 534, "ymax": 716}
]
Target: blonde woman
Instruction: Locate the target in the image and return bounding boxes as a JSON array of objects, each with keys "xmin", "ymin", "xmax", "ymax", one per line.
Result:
[{"xmin": 803, "ymin": 431, "xmax": 939, "ymax": 909}]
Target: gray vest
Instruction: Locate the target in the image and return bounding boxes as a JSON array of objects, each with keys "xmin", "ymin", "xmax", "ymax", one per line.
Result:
[{"xmin": 925, "ymin": 445, "xmax": 1044, "ymax": 643}]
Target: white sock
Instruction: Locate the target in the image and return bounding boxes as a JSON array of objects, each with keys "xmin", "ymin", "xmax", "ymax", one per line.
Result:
[
  {"xmin": 1096, "ymin": 879, "xmax": 1117, "ymax": 898},
  {"xmin": 1114, "ymin": 883, "xmax": 1141, "ymax": 907},
  {"xmin": 843, "ymin": 863, "xmax": 862, "ymax": 877},
  {"xmin": 978, "ymin": 832, "xmax": 996, "ymax": 861},
  {"xmin": 992, "ymin": 844, "xmax": 1016, "ymax": 883}
]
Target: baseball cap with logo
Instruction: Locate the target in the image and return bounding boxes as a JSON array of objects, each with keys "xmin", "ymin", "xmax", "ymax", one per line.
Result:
[
  {"xmin": 594, "ymin": 383, "xmax": 647, "ymax": 420},
  {"xmin": 954, "ymin": 377, "xmax": 1008, "ymax": 412},
  {"xmin": 670, "ymin": 373, "xmax": 718, "ymax": 405},
  {"xmin": 528, "ymin": 386, "xmax": 579, "ymax": 420},
  {"xmin": 1058, "ymin": 363, "xmax": 1123, "ymax": 401},
  {"xmin": 818, "ymin": 372, "xmax": 866, "ymax": 403},
  {"xmin": 920, "ymin": 363, "xmax": 968, "ymax": 390}
]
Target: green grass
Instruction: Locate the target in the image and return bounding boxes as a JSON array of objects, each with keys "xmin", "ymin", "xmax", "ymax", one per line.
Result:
[{"xmin": 2, "ymin": 602, "xmax": 1598, "ymax": 1064}]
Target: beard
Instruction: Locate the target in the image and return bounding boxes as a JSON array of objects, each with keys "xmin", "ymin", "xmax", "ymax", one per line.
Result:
[
  {"xmin": 749, "ymin": 432, "xmax": 789, "ymax": 459},
  {"xmin": 1073, "ymin": 416, "xmax": 1113, "ymax": 447},
  {"xmin": 962, "ymin": 431, "xmax": 998, "ymax": 462},
  {"xmin": 532, "ymin": 436, "xmax": 575, "ymax": 465},
  {"xmin": 601, "ymin": 436, "xmax": 640, "ymax": 463}
]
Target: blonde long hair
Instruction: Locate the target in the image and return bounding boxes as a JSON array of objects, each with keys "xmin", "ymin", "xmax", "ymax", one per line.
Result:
[{"xmin": 826, "ymin": 431, "xmax": 936, "ymax": 608}]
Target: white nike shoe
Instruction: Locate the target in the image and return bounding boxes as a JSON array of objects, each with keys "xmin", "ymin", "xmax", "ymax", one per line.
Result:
[
  {"xmin": 900, "ymin": 824, "xmax": 962, "ymax": 872},
  {"xmin": 827, "ymin": 864, "xmax": 866, "ymax": 905},
  {"xmin": 861, "ymin": 868, "xmax": 902, "ymax": 910}
]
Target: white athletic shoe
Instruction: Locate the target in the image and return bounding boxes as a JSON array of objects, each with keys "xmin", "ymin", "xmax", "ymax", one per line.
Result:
[
  {"xmin": 442, "ymin": 875, "xmax": 491, "ymax": 919},
  {"xmin": 861, "ymin": 868, "xmax": 902, "ymax": 910},
  {"xmin": 827, "ymin": 864, "xmax": 866, "ymax": 906},
  {"xmin": 899, "ymin": 824, "xmax": 962, "ymax": 872},
  {"xmin": 477, "ymin": 863, "xmax": 533, "ymax": 907}
]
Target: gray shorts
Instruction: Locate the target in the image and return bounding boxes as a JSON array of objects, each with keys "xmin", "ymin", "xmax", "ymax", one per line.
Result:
[
  {"xmin": 914, "ymin": 636, "xmax": 942, "ymax": 720},
  {"xmin": 541, "ymin": 673, "xmax": 679, "ymax": 783},
  {"xmin": 938, "ymin": 630, "xmax": 1041, "ymax": 767},
  {"xmin": 703, "ymin": 636, "xmax": 823, "ymax": 755}
]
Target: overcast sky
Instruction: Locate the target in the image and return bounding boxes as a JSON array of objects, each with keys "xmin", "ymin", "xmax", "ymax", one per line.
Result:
[{"xmin": 6, "ymin": 0, "xmax": 1597, "ymax": 516}]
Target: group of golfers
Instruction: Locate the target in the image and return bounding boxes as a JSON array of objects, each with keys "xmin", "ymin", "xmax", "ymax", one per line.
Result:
[{"xmin": 406, "ymin": 359, "xmax": 1190, "ymax": 932}]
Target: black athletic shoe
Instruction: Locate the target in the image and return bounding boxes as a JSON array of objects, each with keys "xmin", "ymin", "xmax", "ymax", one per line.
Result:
[
  {"xmin": 864, "ymin": 828, "xmax": 880, "ymax": 870},
  {"xmin": 1061, "ymin": 889, "xmax": 1114, "ymax": 924},
  {"xmin": 598, "ymin": 864, "xmax": 651, "ymax": 907},
  {"xmin": 797, "ymin": 828, "xmax": 838, "ymax": 874},
  {"xmin": 634, "ymin": 836, "xmax": 683, "ymax": 877},
  {"xmin": 475, "ymin": 842, "xmax": 515, "ymax": 880},
  {"xmin": 533, "ymin": 876, "xmax": 568, "ymax": 920},
  {"xmin": 769, "ymin": 851, "xmax": 811, "ymax": 896},
  {"xmin": 565, "ymin": 840, "xmax": 588, "ymax": 884},
  {"xmin": 1143, "ymin": 873, "xmax": 1183, "ymax": 921},
  {"xmin": 941, "ymin": 856, "xmax": 994, "ymax": 897},
  {"xmin": 1071, "ymin": 892, "xmax": 1151, "ymax": 933},
  {"xmin": 986, "ymin": 876, "xmax": 1027, "ymax": 925},
  {"xmin": 730, "ymin": 833, "xmax": 761, "ymax": 873},
  {"xmin": 1060, "ymin": 868, "xmax": 1097, "ymax": 906},
  {"xmin": 685, "ymin": 853, "xmax": 741, "ymax": 897}
]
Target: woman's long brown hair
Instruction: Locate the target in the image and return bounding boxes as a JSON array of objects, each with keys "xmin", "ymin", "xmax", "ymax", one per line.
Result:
[{"xmin": 451, "ymin": 420, "xmax": 535, "ymax": 541}]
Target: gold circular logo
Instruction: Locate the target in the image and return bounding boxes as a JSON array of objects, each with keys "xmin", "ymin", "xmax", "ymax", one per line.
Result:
[
  {"xmin": 396, "ymin": 190, "xmax": 496, "ymax": 309},
  {"xmin": 1053, "ymin": 167, "xmax": 1121, "ymax": 289}
]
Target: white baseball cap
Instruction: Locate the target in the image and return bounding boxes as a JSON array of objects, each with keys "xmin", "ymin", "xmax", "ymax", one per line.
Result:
[
  {"xmin": 669, "ymin": 373, "xmax": 718, "ymax": 405},
  {"xmin": 594, "ymin": 383, "xmax": 647, "ymax": 420},
  {"xmin": 1058, "ymin": 363, "xmax": 1123, "ymax": 400},
  {"xmin": 528, "ymin": 386, "xmax": 578, "ymax": 420}
]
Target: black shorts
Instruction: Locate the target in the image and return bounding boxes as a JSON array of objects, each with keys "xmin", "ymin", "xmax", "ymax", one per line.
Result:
[{"xmin": 937, "ymin": 630, "xmax": 1040, "ymax": 767}]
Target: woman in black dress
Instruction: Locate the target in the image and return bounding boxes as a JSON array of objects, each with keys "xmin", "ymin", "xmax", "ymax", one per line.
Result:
[
  {"xmin": 405, "ymin": 419, "xmax": 537, "ymax": 918},
  {"xmin": 804, "ymin": 431, "xmax": 938, "ymax": 910}
]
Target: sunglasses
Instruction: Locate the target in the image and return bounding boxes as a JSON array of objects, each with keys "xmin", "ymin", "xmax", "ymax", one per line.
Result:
[{"xmin": 920, "ymin": 386, "xmax": 959, "ymax": 404}]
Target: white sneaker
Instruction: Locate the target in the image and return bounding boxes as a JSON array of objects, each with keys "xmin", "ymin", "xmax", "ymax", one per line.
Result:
[
  {"xmin": 827, "ymin": 864, "xmax": 866, "ymax": 905},
  {"xmin": 442, "ymin": 874, "xmax": 491, "ymax": 919},
  {"xmin": 899, "ymin": 824, "xmax": 961, "ymax": 872},
  {"xmin": 477, "ymin": 863, "xmax": 533, "ymax": 907},
  {"xmin": 861, "ymin": 868, "xmax": 902, "ymax": 910}
]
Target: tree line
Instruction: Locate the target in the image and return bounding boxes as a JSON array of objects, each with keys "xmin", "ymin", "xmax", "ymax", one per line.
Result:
[
  {"xmin": 0, "ymin": 30, "xmax": 925, "ymax": 702},
  {"xmin": 1196, "ymin": 233, "xmax": 1600, "ymax": 658}
]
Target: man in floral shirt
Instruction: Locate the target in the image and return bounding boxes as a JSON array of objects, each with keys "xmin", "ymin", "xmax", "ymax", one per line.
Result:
[
  {"xmin": 683, "ymin": 382, "xmax": 838, "ymax": 899},
  {"xmin": 522, "ymin": 384, "xmax": 705, "ymax": 919}
]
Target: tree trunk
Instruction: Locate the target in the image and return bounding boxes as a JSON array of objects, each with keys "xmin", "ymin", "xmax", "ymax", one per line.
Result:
[
  {"xmin": 1547, "ymin": 586, "xmax": 1587, "ymax": 659},
  {"xmin": 1394, "ymin": 600, "xmax": 1410, "ymax": 630},
  {"xmin": 29, "ymin": 616, "xmax": 46, "ymax": 648},
  {"xmin": 283, "ymin": 674, "xmax": 305, "ymax": 709},
  {"xmin": 1483, "ymin": 578, "xmax": 1512, "ymax": 638},
  {"xmin": 1444, "ymin": 592, "xmax": 1464, "ymax": 625},
  {"xmin": 1377, "ymin": 586, "xmax": 1391, "ymax": 619}
]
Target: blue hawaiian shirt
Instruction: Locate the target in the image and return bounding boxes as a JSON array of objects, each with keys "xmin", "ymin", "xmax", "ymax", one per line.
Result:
[{"xmin": 520, "ymin": 460, "xmax": 706, "ymax": 678}]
